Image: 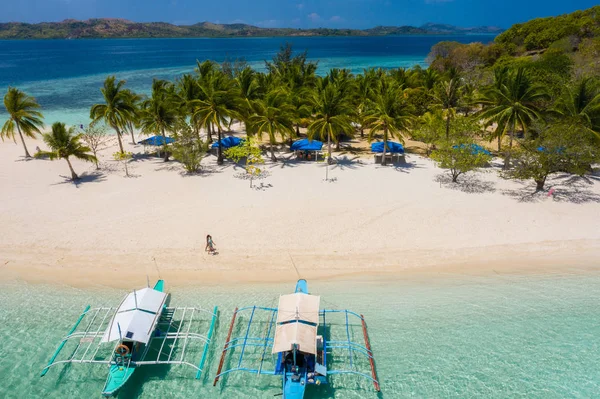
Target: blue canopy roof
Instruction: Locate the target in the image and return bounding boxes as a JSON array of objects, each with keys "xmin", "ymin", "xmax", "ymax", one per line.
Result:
[
  {"xmin": 138, "ymin": 136, "xmax": 175, "ymax": 146},
  {"xmin": 452, "ymin": 144, "xmax": 491, "ymax": 156},
  {"xmin": 290, "ymin": 139, "xmax": 323, "ymax": 151},
  {"xmin": 211, "ymin": 136, "xmax": 243, "ymax": 149},
  {"xmin": 371, "ymin": 141, "xmax": 404, "ymax": 154}
]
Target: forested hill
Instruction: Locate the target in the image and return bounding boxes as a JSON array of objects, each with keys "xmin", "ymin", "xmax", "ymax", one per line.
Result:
[
  {"xmin": 495, "ymin": 5, "xmax": 600, "ymax": 52},
  {"xmin": 0, "ymin": 19, "xmax": 503, "ymax": 39}
]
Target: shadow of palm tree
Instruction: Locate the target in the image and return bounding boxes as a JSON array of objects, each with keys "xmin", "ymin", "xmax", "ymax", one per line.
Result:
[
  {"xmin": 435, "ymin": 173, "xmax": 496, "ymax": 194},
  {"xmin": 329, "ymin": 156, "xmax": 365, "ymax": 170},
  {"xmin": 51, "ymin": 172, "xmax": 106, "ymax": 187},
  {"xmin": 390, "ymin": 160, "xmax": 421, "ymax": 173},
  {"xmin": 502, "ymin": 175, "xmax": 600, "ymax": 204},
  {"xmin": 269, "ymin": 154, "xmax": 302, "ymax": 169}
]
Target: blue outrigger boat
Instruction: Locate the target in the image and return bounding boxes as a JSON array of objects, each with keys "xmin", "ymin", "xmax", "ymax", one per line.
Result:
[
  {"xmin": 213, "ymin": 279, "xmax": 380, "ymax": 398},
  {"xmin": 41, "ymin": 280, "xmax": 218, "ymax": 397}
]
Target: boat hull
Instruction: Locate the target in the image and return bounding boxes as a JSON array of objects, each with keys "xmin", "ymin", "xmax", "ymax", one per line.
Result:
[
  {"xmin": 283, "ymin": 371, "xmax": 307, "ymax": 399},
  {"xmin": 102, "ymin": 363, "xmax": 136, "ymax": 397}
]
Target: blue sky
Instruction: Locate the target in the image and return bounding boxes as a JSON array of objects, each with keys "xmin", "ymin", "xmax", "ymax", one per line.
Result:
[{"xmin": 1, "ymin": 0, "xmax": 598, "ymax": 29}]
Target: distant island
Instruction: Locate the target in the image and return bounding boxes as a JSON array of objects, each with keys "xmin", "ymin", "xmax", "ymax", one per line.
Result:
[{"xmin": 0, "ymin": 19, "xmax": 504, "ymax": 39}]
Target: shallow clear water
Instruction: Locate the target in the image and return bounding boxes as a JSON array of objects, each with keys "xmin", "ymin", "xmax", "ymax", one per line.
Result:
[
  {"xmin": 1, "ymin": 271, "xmax": 599, "ymax": 398},
  {"xmin": 0, "ymin": 35, "xmax": 495, "ymax": 126}
]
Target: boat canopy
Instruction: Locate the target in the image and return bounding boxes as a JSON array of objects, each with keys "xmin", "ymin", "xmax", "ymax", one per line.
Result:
[
  {"xmin": 290, "ymin": 139, "xmax": 323, "ymax": 152},
  {"xmin": 371, "ymin": 141, "xmax": 404, "ymax": 154},
  {"xmin": 211, "ymin": 136, "xmax": 243, "ymax": 149},
  {"xmin": 101, "ymin": 288, "xmax": 168, "ymax": 344},
  {"xmin": 272, "ymin": 293, "xmax": 320, "ymax": 355},
  {"xmin": 138, "ymin": 136, "xmax": 175, "ymax": 146}
]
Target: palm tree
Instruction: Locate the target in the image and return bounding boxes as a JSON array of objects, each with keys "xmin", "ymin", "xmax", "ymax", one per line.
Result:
[
  {"xmin": 139, "ymin": 80, "xmax": 179, "ymax": 161},
  {"xmin": 1, "ymin": 87, "xmax": 44, "ymax": 158},
  {"xmin": 552, "ymin": 77, "xmax": 600, "ymax": 139},
  {"xmin": 176, "ymin": 73, "xmax": 209, "ymax": 142},
  {"xmin": 192, "ymin": 71, "xmax": 241, "ymax": 165},
  {"xmin": 307, "ymin": 83, "xmax": 354, "ymax": 164},
  {"xmin": 479, "ymin": 68, "xmax": 549, "ymax": 168},
  {"xmin": 121, "ymin": 89, "xmax": 143, "ymax": 145},
  {"xmin": 90, "ymin": 76, "xmax": 135, "ymax": 154},
  {"xmin": 364, "ymin": 82, "xmax": 413, "ymax": 165},
  {"xmin": 354, "ymin": 71, "xmax": 377, "ymax": 138},
  {"xmin": 433, "ymin": 76, "xmax": 462, "ymax": 140},
  {"xmin": 37, "ymin": 122, "xmax": 96, "ymax": 180},
  {"xmin": 250, "ymin": 90, "xmax": 295, "ymax": 161},
  {"xmin": 235, "ymin": 67, "xmax": 263, "ymax": 137}
]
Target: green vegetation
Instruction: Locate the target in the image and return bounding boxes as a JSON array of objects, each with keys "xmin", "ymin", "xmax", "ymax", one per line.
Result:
[
  {"xmin": 1, "ymin": 87, "xmax": 44, "ymax": 158},
  {"xmin": 0, "ymin": 19, "xmax": 503, "ymax": 40},
  {"xmin": 3, "ymin": 7, "xmax": 600, "ymax": 194},
  {"xmin": 224, "ymin": 138, "xmax": 265, "ymax": 188},
  {"xmin": 36, "ymin": 122, "xmax": 96, "ymax": 180},
  {"xmin": 90, "ymin": 76, "xmax": 136, "ymax": 154},
  {"xmin": 431, "ymin": 142, "xmax": 492, "ymax": 183},
  {"xmin": 171, "ymin": 124, "xmax": 207, "ymax": 174},
  {"xmin": 496, "ymin": 6, "xmax": 600, "ymax": 52}
]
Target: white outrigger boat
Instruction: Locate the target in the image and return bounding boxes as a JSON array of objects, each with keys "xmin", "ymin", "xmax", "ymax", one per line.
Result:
[{"xmin": 41, "ymin": 280, "xmax": 218, "ymax": 397}]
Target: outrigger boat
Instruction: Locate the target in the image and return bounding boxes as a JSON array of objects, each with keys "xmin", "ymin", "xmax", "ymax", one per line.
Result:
[
  {"xmin": 214, "ymin": 279, "xmax": 380, "ymax": 398},
  {"xmin": 41, "ymin": 280, "xmax": 218, "ymax": 397}
]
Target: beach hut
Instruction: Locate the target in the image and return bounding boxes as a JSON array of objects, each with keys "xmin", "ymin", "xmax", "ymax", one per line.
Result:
[
  {"xmin": 138, "ymin": 135, "xmax": 175, "ymax": 157},
  {"xmin": 371, "ymin": 141, "xmax": 405, "ymax": 164},
  {"xmin": 290, "ymin": 138, "xmax": 323, "ymax": 161}
]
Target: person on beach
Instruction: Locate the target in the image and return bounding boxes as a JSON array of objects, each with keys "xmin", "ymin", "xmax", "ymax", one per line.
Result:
[{"xmin": 205, "ymin": 234, "xmax": 216, "ymax": 255}]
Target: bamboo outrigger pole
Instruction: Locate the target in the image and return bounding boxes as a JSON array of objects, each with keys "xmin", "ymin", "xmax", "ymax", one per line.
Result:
[
  {"xmin": 213, "ymin": 307, "xmax": 238, "ymax": 386},
  {"xmin": 360, "ymin": 314, "xmax": 381, "ymax": 392}
]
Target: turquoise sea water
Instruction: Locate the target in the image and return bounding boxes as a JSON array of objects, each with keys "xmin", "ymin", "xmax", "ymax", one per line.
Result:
[
  {"xmin": 1, "ymin": 271, "xmax": 599, "ymax": 398},
  {"xmin": 0, "ymin": 35, "xmax": 495, "ymax": 126}
]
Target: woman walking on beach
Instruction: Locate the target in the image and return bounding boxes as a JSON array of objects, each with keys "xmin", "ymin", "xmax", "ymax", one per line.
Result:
[{"xmin": 205, "ymin": 234, "xmax": 217, "ymax": 255}]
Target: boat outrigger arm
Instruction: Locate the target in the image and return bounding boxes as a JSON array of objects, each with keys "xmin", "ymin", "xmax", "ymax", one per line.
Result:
[
  {"xmin": 213, "ymin": 280, "xmax": 380, "ymax": 398},
  {"xmin": 41, "ymin": 302, "xmax": 218, "ymax": 386}
]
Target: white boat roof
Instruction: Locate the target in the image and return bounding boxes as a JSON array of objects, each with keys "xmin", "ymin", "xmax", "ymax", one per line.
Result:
[
  {"xmin": 272, "ymin": 293, "xmax": 320, "ymax": 355},
  {"xmin": 102, "ymin": 287, "xmax": 168, "ymax": 344}
]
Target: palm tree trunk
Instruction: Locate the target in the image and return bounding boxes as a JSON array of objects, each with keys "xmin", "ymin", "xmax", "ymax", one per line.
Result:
[
  {"xmin": 445, "ymin": 111, "xmax": 451, "ymax": 140},
  {"xmin": 15, "ymin": 124, "xmax": 32, "ymax": 158},
  {"xmin": 497, "ymin": 134, "xmax": 501, "ymax": 153},
  {"xmin": 335, "ymin": 138, "xmax": 340, "ymax": 151},
  {"xmin": 327, "ymin": 130, "xmax": 332, "ymax": 164},
  {"xmin": 217, "ymin": 126, "xmax": 223, "ymax": 165},
  {"xmin": 207, "ymin": 123, "xmax": 213, "ymax": 143},
  {"xmin": 129, "ymin": 122, "xmax": 136, "ymax": 144},
  {"xmin": 360, "ymin": 127, "xmax": 364, "ymax": 138},
  {"xmin": 113, "ymin": 125, "xmax": 125, "ymax": 154},
  {"xmin": 65, "ymin": 157, "xmax": 79, "ymax": 180},
  {"xmin": 161, "ymin": 128, "xmax": 169, "ymax": 162},
  {"xmin": 504, "ymin": 122, "xmax": 515, "ymax": 170},
  {"xmin": 270, "ymin": 142, "xmax": 277, "ymax": 162}
]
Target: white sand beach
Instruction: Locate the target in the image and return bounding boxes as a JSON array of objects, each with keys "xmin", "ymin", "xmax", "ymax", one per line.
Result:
[{"xmin": 1, "ymin": 133, "xmax": 600, "ymax": 288}]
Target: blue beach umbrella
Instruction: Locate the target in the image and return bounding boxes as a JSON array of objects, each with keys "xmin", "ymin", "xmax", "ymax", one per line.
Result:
[
  {"xmin": 211, "ymin": 136, "xmax": 243, "ymax": 149},
  {"xmin": 371, "ymin": 141, "xmax": 404, "ymax": 154},
  {"xmin": 290, "ymin": 139, "xmax": 323, "ymax": 151},
  {"xmin": 452, "ymin": 143, "xmax": 491, "ymax": 156},
  {"xmin": 138, "ymin": 136, "xmax": 175, "ymax": 146}
]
